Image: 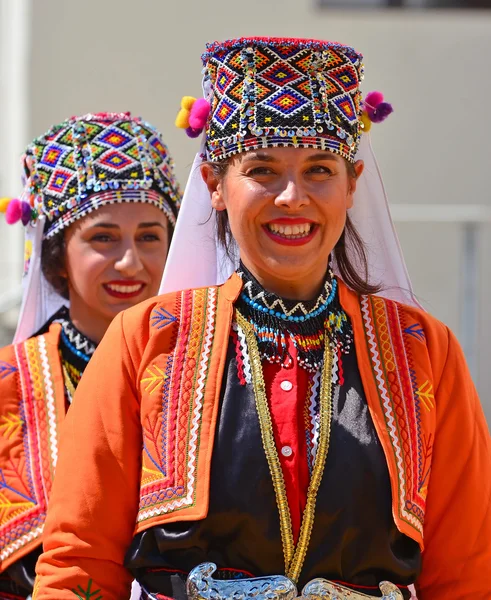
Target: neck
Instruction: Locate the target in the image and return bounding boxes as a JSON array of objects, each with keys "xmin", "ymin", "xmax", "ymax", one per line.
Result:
[
  {"xmin": 67, "ymin": 299, "xmax": 110, "ymax": 345},
  {"xmin": 240, "ymin": 259, "xmax": 329, "ymax": 301}
]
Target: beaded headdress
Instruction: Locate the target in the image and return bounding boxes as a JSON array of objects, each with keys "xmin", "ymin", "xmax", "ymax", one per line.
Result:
[
  {"xmin": 4, "ymin": 112, "xmax": 181, "ymax": 344},
  {"xmin": 1, "ymin": 112, "xmax": 181, "ymax": 238},
  {"xmin": 176, "ymin": 37, "xmax": 392, "ymax": 163},
  {"xmin": 162, "ymin": 37, "xmax": 418, "ymax": 312}
]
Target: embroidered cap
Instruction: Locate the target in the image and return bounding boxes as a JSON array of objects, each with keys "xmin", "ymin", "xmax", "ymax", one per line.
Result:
[
  {"xmin": 2, "ymin": 112, "xmax": 181, "ymax": 238},
  {"xmin": 191, "ymin": 38, "xmax": 374, "ymax": 163}
]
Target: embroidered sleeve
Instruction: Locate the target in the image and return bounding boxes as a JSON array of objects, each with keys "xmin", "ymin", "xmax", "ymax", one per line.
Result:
[{"xmin": 417, "ymin": 327, "xmax": 491, "ymax": 598}]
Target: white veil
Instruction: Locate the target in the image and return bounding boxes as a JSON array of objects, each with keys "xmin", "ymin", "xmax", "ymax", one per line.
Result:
[
  {"xmin": 14, "ymin": 217, "xmax": 67, "ymax": 344},
  {"xmin": 160, "ymin": 133, "xmax": 418, "ymax": 308}
]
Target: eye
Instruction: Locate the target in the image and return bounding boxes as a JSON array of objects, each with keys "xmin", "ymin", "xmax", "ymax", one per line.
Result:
[
  {"xmin": 306, "ymin": 165, "xmax": 333, "ymax": 175},
  {"xmin": 247, "ymin": 166, "xmax": 275, "ymax": 177},
  {"xmin": 90, "ymin": 234, "xmax": 114, "ymax": 243},
  {"xmin": 139, "ymin": 233, "xmax": 161, "ymax": 242}
]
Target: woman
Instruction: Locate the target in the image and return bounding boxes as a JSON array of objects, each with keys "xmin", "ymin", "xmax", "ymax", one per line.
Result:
[
  {"xmin": 34, "ymin": 39, "xmax": 491, "ymax": 600},
  {"xmin": 0, "ymin": 112, "xmax": 180, "ymax": 599}
]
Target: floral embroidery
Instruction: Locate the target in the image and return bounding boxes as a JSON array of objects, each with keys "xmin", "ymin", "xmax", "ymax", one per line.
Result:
[
  {"xmin": 141, "ymin": 364, "xmax": 168, "ymax": 395},
  {"xmin": 151, "ymin": 307, "xmax": 177, "ymax": 329},
  {"xmin": 404, "ymin": 323, "xmax": 425, "ymax": 342},
  {"xmin": 71, "ymin": 579, "xmax": 103, "ymax": 600},
  {"xmin": 138, "ymin": 288, "xmax": 218, "ymax": 523},
  {"xmin": 361, "ymin": 295, "xmax": 434, "ymax": 543},
  {"xmin": 0, "ymin": 413, "xmax": 24, "ymax": 440},
  {"xmin": 0, "ymin": 335, "xmax": 63, "ymax": 565},
  {"xmin": 0, "ymin": 361, "xmax": 17, "ymax": 380}
]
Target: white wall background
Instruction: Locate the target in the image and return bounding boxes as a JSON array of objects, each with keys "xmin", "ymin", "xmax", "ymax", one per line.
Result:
[{"xmin": 1, "ymin": 0, "xmax": 490, "ymax": 419}]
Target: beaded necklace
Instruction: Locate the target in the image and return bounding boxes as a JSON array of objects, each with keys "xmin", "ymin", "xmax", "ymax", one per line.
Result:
[
  {"xmin": 54, "ymin": 307, "xmax": 97, "ymax": 402},
  {"xmin": 236, "ymin": 262, "xmax": 352, "ymax": 371}
]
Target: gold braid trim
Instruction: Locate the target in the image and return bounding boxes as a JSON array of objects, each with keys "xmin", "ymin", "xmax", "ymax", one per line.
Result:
[
  {"xmin": 236, "ymin": 310, "xmax": 334, "ymax": 583},
  {"xmin": 236, "ymin": 310, "xmax": 295, "ymax": 571},
  {"xmin": 289, "ymin": 337, "xmax": 333, "ymax": 583},
  {"xmin": 62, "ymin": 363, "xmax": 77, "ymax": 400}
]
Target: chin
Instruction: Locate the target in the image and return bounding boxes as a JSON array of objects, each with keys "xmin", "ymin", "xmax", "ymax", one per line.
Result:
[{"xmin": 264, "ymin": 257, "xmax": 317, "ymax": 278}]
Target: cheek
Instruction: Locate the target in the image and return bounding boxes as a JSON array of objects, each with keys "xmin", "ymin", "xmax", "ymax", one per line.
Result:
[
  {"xmin": 224, "ymin": 180, "xmax": 268, "ymax": 233},
  {"xmin": 65, "ymin": 246, "xmax": 110, "ymax": 290}
]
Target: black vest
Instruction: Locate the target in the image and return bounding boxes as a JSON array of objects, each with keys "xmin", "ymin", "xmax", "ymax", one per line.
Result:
[{"xmin": 126, "ymin": 339, "xmax": 420, "ymax": 599}]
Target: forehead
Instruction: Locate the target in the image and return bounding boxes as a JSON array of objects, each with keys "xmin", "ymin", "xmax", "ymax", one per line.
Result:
[
  {"xmin": 237, "ymin": 147, "xmax": 342, "ymax": 163},
  {"xmin": 70, "ymin": 202, "xmax": 168, "ymax": 230}
]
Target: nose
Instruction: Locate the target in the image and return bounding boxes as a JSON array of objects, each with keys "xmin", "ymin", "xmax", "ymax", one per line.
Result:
[
  {"xmin": 114, "ymin": 242, "xmax": 144, "ymax": 277},
  {"xmin": 274, "ymin": 176, "xmax": 309, "ymax": 210}
]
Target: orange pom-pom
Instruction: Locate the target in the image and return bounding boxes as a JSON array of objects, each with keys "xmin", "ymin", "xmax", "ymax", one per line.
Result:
[
  {"xmin": 181, "ymin": 96, "xmax": 196, "ymax": 110},
  {"xmin": 175, "ymin": 108, "xmax": 190, "ymax": 129},
  {"xmin": 0, "ymin": 197, "xmax": 12, "ymax": 213},
  {"xmin": 176, "ymin": 96, "xmax": 197, "ymax": 129}
]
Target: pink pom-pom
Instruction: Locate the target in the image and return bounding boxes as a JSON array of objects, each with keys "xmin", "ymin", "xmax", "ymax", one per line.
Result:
[
  {"xmin": 20, "ymin": 201, "xmax": 32, "ymax": 225},
  {"xmin": 5, "ymin": 199, "xmax": 22, "ymax": 224},
  {"xmin": 368, "ymin": 102, "xmax": 393, "ymax": 123},
  {"xmin": 364, "ymin": 91, "xmax": 384, "ymax": 109},
  {"xmin": 188, "ymin": 99, "xmax": 211, "ymax": 130}
]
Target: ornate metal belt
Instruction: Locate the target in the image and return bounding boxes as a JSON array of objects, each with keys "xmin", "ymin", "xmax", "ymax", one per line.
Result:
[{"xmin": 186, "ymin": 562, "xmax": 404, "ymax": 600}]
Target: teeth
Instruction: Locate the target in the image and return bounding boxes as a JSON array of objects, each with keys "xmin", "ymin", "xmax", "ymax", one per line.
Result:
[
  {"xmin": 268, "ymin": 223, "xmax": 312, "ymax": 237},
  {"xmin": 106, "ymin": 284, "xmax": 143, "ymax": 293}
]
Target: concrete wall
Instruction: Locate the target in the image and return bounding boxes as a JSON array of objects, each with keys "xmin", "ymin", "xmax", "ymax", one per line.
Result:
[{"xmin": 3, "ymin": 0, "xmax": 491, "ymax": 415}]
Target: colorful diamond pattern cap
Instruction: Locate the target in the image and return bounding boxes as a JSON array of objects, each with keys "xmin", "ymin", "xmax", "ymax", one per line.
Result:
[
  {"xmin": 22, "ymin": 112, "xmax": 181, "ymax": 237},
  {"xmin": 201, "ymin": 37, "xmax": 364, "ymax": 162}
]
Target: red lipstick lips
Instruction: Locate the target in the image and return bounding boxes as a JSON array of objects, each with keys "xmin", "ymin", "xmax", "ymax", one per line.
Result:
[
  {"xmin": 263, "ymin": 218, "xmax": 318, "ymax": 247},
  {"xmin": 103, "ymin": 280, "xmax": 146, "ymax": 299}
]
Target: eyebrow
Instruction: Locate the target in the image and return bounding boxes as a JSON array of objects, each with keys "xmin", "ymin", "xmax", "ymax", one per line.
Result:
[
  {"xmin": 87, "ymin": 221, "xmax": 165, "ymax": 230},
  {"xmin": 241, "ymin": 152, "xmax": 279, "ymax": 163},
  {"xmin": 304, "ymin": 153, "xmax": 340, "ymax": 163},
  {"xmin": 241, "ymin": 151, "xmax": 340, "ymax": 164}
]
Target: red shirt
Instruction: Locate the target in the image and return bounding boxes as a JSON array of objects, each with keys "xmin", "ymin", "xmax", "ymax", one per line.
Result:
[{"xmin": 263, "ymin": 337, "xmax": 311, "ymax": 543}]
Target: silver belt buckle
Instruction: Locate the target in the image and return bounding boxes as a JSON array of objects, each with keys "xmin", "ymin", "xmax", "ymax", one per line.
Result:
[
  {"xmin": 186, "ymin": 562, "xmax": 404, "ymax": 600},
  {"xmin": 186, "ymin": 562, "xmax": 298, "ymax": 599},
  {"xmin": 301, "ymin": 578, "xmax": 404, "ymax": 599}
]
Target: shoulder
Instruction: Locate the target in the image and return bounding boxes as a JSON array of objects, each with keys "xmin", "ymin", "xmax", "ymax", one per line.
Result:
[
  {"xmin": 0, "ymin": 327, "xmax": 59, "ymax": 406},
  {"xmin": 106, "ymin": 281, "xmax": 232, "ymax": 360},
  {"xmin": 367, "ymin": 293, "xmax": 450, "ymax": 349},
  {"xmin": 0, "ymin": 341, "xmax": 18, "ymax": 383},
  {"xmin": 0, "ymin": 323, "xmax": 61, "ymax": 364},
  {"xmin": 362, "ymin": 293, "xmax": 460, "ymax": 389}
]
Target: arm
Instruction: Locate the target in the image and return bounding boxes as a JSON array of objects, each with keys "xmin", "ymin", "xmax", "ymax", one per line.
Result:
[
  {"xmin": 34, "ymin": 310, "xmax": 143, "ymax": 600},
  {"xmin": 417, "ymin": 327, "xmax": 491, "ymax": 598}
]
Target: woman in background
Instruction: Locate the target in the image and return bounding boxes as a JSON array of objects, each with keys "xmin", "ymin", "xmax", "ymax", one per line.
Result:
[{"xmin": 0, "ymin": 112, "xmax": 180, "ymax": 599}]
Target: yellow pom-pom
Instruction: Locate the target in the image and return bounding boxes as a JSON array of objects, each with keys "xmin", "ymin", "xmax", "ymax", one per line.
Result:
[
  {"xmin": 360, "ymin": 111, "xmax": 372, "ymax": 133},
  {"xmin": 181, "ymin": 96, "xmax": 196, "ymax": 110},
  {"xmin": 175, "ymin": 108, "xmax": 190, "ymax": 129},
  {"xmin": 0, "ymin": 197, "xmax": 12, "ymax": 213}
]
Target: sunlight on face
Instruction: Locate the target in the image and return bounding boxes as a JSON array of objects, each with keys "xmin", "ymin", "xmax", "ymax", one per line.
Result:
[
  {"xmin": 63, "ymin": 202, "xmax": 169, "ymax": 337},
  {"xmin": 202, "ymin": 146, "xmax": 363, "ymax": 296}
]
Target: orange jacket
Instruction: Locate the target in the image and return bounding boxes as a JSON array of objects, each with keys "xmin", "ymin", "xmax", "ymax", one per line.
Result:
[
  {"xmin": 0, "ymin": 323, "xmax": 66, "ymax": 571},
  {"xmin": 32, "ymin": 275, "xmax": 491, "ymax": 599}
]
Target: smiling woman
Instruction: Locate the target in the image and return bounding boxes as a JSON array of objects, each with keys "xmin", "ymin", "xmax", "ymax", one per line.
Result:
[
  {"xmin": 33, "ymin": 39, "xmax": 491, "ymax": 600},
  {"xmin": 0, "ymin": 112, "xmax": 180, "ymax": 599},
  {"xmin": 206, "ymin": 149, "xmax": 378, "ymax": 298},
  {"xmin": 44, "ymin": 203, "xmax": 171, "ymax": 343}
]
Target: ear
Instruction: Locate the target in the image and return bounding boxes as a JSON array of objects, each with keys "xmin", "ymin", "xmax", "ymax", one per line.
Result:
[
  {"xmin": 200, "ymin": 163, "xmax": 226, "ymax": 211},
  {"xmin": 346, "ymin": 159, "xmax": 364, "ymax": 209}
]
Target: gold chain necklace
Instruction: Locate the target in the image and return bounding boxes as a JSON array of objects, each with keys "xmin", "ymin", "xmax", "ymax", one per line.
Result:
[{"xmin": 236, "ymin": 310, "xmax": 334, "ymax": 584}]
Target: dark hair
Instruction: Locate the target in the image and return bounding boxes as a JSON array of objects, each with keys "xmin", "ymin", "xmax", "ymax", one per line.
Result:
[
  {"xmin": 41, "ymin": 231, "xmax": 69, "ymax": 299},
  {"xmin": 209, "ymin": 157, "xmax": 381, "ymax": 296}
]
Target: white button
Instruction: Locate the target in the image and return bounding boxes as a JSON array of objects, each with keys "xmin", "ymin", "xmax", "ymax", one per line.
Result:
[
  {"xmin": 281, "ymin": 445, "xmax": 293, "ymax": 457},
  {"xmin": 280, "ymin": 380, "xmax": 293, "ymax": 391}
]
